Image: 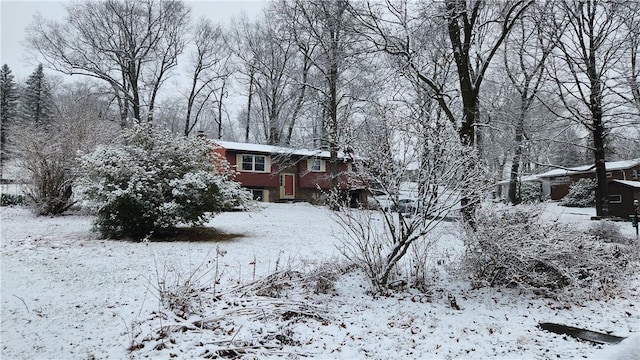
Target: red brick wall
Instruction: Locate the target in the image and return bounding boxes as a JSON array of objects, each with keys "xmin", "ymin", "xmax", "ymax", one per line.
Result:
[{"xmin": 549, "ymin": 164, "xmax": 640, "ymax": 200}]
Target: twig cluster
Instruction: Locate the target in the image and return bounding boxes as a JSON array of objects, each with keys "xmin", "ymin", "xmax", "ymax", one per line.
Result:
[
  {"xmin": 134, "ymin": 262, "xmax": 340, "ymax": 358},
  {"xmin": 463, "ymin": 205, "xmax": 638, "ymax": 301}
]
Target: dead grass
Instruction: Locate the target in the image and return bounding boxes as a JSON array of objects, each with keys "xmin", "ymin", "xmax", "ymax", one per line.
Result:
[{"xmin": 149, "ymin": 227, "xmax": 244, "ymax": 243}]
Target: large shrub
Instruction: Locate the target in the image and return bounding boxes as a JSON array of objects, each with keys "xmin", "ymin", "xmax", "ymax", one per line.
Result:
[
  {"xmin": 561, "ymin": 178, "xmax": 596, "ymax": 207},
  {"xmin": 80, "ymin": 124, "xmax": 252, "ymax": 239},
  {"xmin": 13, "ymin": 124, "xmax": 80, "ymax": 215},
  {"xmin": 463, "ymin": 205, "xmax": 636, "ymax": 300},
  {"xmin": 516, "ymin": 181, "xmax": 543, "ymax": 204}
]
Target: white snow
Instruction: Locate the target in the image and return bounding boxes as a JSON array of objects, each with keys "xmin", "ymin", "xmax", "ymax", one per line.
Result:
[
  {"xmin": 535, "ymin": 158, "xmax": 640, "ymax": 178},
  {"xmin": 589, "ymin": 334, "xmax": 640, "ymax": 360},
  {"xmin": 1, "ymin": 202, "xmax": 638, "ymax": 359},
  {"xmin": 214, "ymin": 140, "xmax": 352, "ymax": 160},
  {"xmin": 611, "ymin": 179, "xmax": 640, "ymax": 188}
]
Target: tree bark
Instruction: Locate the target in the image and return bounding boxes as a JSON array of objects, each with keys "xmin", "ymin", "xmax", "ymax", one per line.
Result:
[{"xmin": 245, "ymin": 70, "xmax": 255, "ymax": 142}]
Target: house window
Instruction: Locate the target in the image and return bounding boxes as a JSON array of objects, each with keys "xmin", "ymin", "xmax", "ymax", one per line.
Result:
[
  {"xmin": 310, "ymin": 159, "xmax": 322, "ymax": 171},
  {"xmin": 242, "ymin": 155, "xmax": 266, "ymax": 172},
  {"xmin": 606, "ymin": 172, "xmax": 612, "ymax": 178},
  {"xmin": 307, "ymin": 158, "xmax": 325, "ymax": 172},
  {"xmin": 633, "ymin": 170, "xmax": 639, "ymax": 179},
  {"xmin": 250, "ymin": 189, "xmax": 267, "ymax": 201},
  {"xmin": 609, "ymin": 194, "xmax": 622, "ymax": 204}
]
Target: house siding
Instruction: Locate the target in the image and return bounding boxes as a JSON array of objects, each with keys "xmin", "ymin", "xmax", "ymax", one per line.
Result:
[
  {"xmin": 544, "ymin": 163, "xmax": 640, "ymax": 200},
  {"xmin": 607, "ymin": 180, "xmax": 640, "ymax": 218},
  {"xmin": 217, "ymin": 143, "xmax": 365, "ymax": 204}
]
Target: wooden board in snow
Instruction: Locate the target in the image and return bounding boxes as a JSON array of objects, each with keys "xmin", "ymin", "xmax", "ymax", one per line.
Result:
[{"xmin": 538, "ymin": 322, "xmax": 627, "ymax": 345}]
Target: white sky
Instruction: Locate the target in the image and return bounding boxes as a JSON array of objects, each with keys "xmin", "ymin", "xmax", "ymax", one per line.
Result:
[{"xmin": 0, "ymin": 0, "xmax": 266, "ymax": 81}]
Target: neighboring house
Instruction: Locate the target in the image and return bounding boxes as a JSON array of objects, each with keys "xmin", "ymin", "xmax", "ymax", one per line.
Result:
[
  {"xmin": 495, "ymin": 158, "xmax": 640, "ymax": 202},
  {"xmin": 535, "ymin": 159, "xmax": 640, "ymax": 200},
  {"xmin": 212, "ymin": 140, "xmax": 367, "ymax": 206},
  {"xmin": 607, "ymin": 180, "xmax": 640, "ymax": 219}
]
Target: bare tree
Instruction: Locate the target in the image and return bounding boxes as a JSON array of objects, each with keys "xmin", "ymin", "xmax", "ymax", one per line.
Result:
[
  {"xmin": 26, "ymin": 0, "xmax": 190, "ymax": 127},
  {"xmin": 545, "ymin": 0, "xmax": 630, "ymax": 217},
  {"xmin": 231, "ymin": 4, "xmax": 314, "ymax": 146},
  {"xmin": 336, "ymin": 94, "xmax": 478, "ymax": 293},
  {"xmin": 502, "ymin": 2, "xmax": 554, "ymax": 204},
  {"xmin": 283, "ymin": 0, "xmax": 370, "ymax": 207},
  {"xmin": 13, "ymin": 80, "xmax": 118, "ymax": 215},
  {"xmin": 353, "ymin": 0, "xmax": 533, "ymax": 222},
  {"xmin": 618, "ymin": 1, "xmax": 640, "ymax": 118},
  {"xmin": 183, "ymin": 18, "xmax": 228, "ymax": 137}
]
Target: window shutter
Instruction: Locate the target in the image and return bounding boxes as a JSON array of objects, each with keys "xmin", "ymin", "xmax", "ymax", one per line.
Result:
[
  {"xmin": 265, "ymin": 155, "xmax": 271, "ymax": 173},
  {"xmin": 237, "ymin": 154, "xmax": 243, "ymax": 172}
]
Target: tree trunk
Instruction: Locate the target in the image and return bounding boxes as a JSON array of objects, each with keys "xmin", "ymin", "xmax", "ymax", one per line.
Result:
[
  {"xmin": 245, "ymin": 70, "xmax": 255, "ymax": 142},
  {"xmin": 285, "ymin": 54, "xmax": 310, "ymax": 146},
  {"xmin": 588, "ymin": 26, "xmax": 608, "ymax": 217},
  {"xmin": 268, "ymin": 89, "xmax": 280, "ymax": 145},
  {"xmin": 184, "ymin": 72, "xmax": 199, "ymax": 136},
  {"xmin": 217, "ymin": 80, "xmax": 226, "ymax": 140},
  {"xmin": 328, "ymin": 66, "xmax": 339, "ymax": 210},
  {"xmin": 328, "ymin": 25, "xmax": 340, "ymax": 211},
  {"xmin": 446, "ymin": 0, "xmax": 480, "ymax": 226},
  {"xmin": 508, "ymin": 105, "xmax": 527, "ymax": 204}
]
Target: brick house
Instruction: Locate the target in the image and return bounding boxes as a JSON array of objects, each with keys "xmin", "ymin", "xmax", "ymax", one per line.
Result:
[
  {"xmin": 607, "ymin": 180, "xmax": 640, "ymax": 219},
  {"xmin": 535, "ymin": 159, "xmax": 640, "ymax": 200},
  {"xmin": 212, "ymin": 140, "xmax": 368, "ymax": 205}
]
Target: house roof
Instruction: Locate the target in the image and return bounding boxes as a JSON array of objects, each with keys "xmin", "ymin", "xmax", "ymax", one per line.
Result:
[
  {"xmin": 496, "ymin": 174, "xmax": 542, "ymax": 185},
  {"xmin": 213, "ymin": 140, "xmax": 352, "ymax": 160},
  {"xmin": 610, "ymin": 180, "xmax": 640, "ymax": 188},
  {"xmin": 536, "ymin": 158, "xmax": 640, "ymax": 178}
]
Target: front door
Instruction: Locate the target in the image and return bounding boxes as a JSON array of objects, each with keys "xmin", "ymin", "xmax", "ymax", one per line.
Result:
[{"xmin": 280, "ymin": 173, "xmax": 295, "ymax": 199}]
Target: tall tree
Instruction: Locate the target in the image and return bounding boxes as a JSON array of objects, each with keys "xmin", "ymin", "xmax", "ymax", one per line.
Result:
[
  {"xmin": 232, "ymin": 4, "xmax": 313, "ymax": 146},
  {"xmin": 26, "ymin": 0, "xmax": 190, "ymax": 127},
  {"xmin": 0, "ymin": 64, "xmax": 19, "ymax": 175},
  {"xmin": 502, "ymin": 3, "xmax": 554, "ymax": 204},
  {"xmin": 619, "ymin": 1, "xmax": 640, "ymax": 117},
  {"xmin": 285, "ymin": 0, "xmax": 366, "ymax": 206},
  {"xmin": 546, "ymin": 0, "xmax": 629, "ymax": 217},
  {"xmin": 20, "ymin": 64, "xmax": 53, "ymax": 127},
  {"xmin": 183, "ymin": 18, "xmax": 228, "ymax": 137},
  {"xmin": 354, "ymin": 0, "xmax": 533, "ymax": 221}
]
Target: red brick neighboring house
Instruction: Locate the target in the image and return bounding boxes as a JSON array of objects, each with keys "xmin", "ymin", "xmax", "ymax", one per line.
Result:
[
  {"xmin": 536, "ymin": 159, "xmax": 640, "ymax": 200},
  {"xmin": 212, "ymin": 140, "xmax": 367, "ymax": 205},
  {"xmin": 607, "ymin": 180, "xmax": 640, "ymax": 219}
]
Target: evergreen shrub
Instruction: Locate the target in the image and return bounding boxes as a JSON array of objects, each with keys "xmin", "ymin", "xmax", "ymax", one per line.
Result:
[
  {"xmin": 517, "ymin": 181, "xmax": 543, "ymax": 204},
  {"xmin": 561, "ymin": 178, "xmax": 596, "ymax": 207},
  {"xmin": 80, "ymin": 124, "xmax": 252, "ymax": 239},
  {"xmin": 1, "ymin": 193, "xmax": 26, "ymax": 206}
]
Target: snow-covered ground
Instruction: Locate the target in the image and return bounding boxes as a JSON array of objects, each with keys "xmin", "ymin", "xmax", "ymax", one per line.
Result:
[{"xmin": 1, "ymin": 202, "xmax": 638, "ymax": 359}]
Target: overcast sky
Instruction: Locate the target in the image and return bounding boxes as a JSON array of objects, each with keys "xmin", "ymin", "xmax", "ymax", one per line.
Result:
[{"xmin": 0, "ymin": 0, "xmax": 265, "ymax": 81}]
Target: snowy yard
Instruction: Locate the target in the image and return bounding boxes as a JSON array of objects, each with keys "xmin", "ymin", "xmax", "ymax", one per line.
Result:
[{"xmin": 1, "ymin": 202, "xmax": 638, "ymax": 359}]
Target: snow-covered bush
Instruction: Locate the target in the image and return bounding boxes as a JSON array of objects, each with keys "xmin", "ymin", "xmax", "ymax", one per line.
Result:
[
  {"xmin": 0, "ymin": 193, "xmax": 26, "ymax": 206},
  {"xmin": 10, "ymin": 90, "xmax": 119, "ymax": 215},
  {"xmin": 79, "ymin": 124, "xmax": 252, "ymax": 239},
  {"xmin": 13, "ymin": 125, "xmax": 78, "ymax": 215},
  {"xmin": 334, "ymin": 116, "xmax": 479, "ymax": 294},
  {"xmin": 463, "ymin": 205, "xmax": 636, "ymax": 300},
  {"xmin": 517, "ymin": 181, "xmax": 543, "ymax": 204},
  {"xmin": 588, "ymin": 220, "xmax": 632, "ymax": 244},
  {"xmin": 561, "ymin": 178, "xmax": 596, "ymax": 207}
]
